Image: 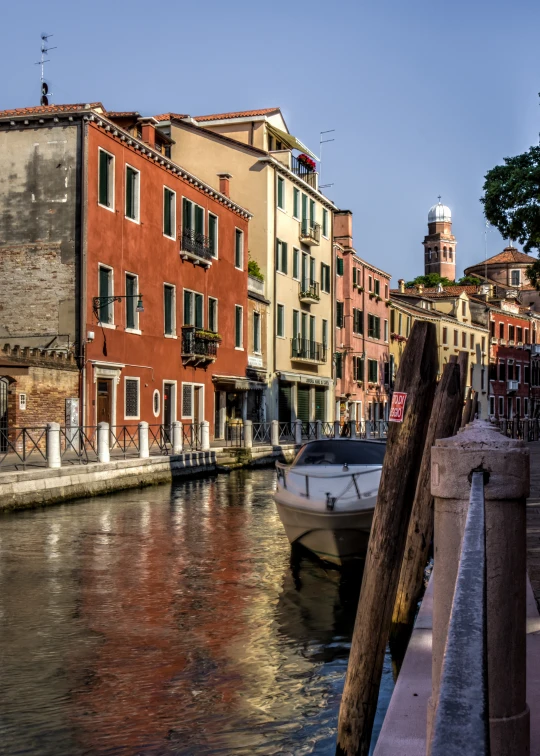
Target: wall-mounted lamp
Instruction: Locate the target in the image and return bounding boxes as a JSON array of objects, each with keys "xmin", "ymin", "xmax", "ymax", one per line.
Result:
[{"xmin": 92, "ymin": 294, "xmax": 145, "ymax": 320}]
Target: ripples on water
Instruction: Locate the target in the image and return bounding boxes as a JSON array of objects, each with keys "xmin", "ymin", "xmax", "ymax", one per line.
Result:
[{"xmin": 0, "ymin": 469, "xmax": 394, "ymax": 755}]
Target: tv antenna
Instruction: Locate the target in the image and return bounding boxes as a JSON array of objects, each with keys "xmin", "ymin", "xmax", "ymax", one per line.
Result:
[
  {"xmin": 35, "ymin": 33, "xmax": 56, "ymax": 105},
  {"xmin": 319, "ymin": 129, "xmax": 335, "ymax": 185}
]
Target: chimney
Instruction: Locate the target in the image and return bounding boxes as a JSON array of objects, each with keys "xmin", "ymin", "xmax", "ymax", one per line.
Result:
[
  {"xmin": 334, "ymin": 210, "xmax": 353, "ymax": 248},
  {"xmin": 140, "ymin": 121, "xmax": 156, "ymax": 149},
  {"xmin": 417, "ymin": 284, "xmax": 424, "ymax": 294},
  {"xmin": 217, "ymin": 173, "xmax": 233, "ymax": 198},
  {"xmin": 398, "ymin": 279, "xmax": 405, "ymax": 293}
]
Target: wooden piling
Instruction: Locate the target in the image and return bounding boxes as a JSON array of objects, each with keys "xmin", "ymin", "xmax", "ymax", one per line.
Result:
[
  {"xmin": 461, "ymin": 386, "xmax": 473, "ymax": 428},
  {"xmin": 453, "ymin": 351, "xmax": 469, "ymax": 434},
  {"xmin": 391, "ymin": 361, "xmax": 463, "ymax": 642},
  {"xmin": 335, "ymin": 321, "xmax": 438, "ymax": 756}
]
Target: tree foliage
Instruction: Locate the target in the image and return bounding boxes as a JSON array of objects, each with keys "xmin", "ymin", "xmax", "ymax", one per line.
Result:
[
  {"xmin": 481, "ymin": 144, "xmax": 540, "ymax": 255},
  {"xmin": 456, "ymin": 275, "xmax": 482, "ymax": 285},
  {"xmin": 404, "ymin": 273, "xmax": 453, "ymax": 288}
]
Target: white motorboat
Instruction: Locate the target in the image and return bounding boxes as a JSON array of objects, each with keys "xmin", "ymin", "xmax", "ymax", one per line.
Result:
[{"xmin": 274, "ymin": 438, "xmax": 385, "ymax": 566}]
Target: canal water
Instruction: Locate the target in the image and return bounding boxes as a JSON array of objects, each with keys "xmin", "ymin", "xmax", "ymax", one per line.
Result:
[{"xmin": 0, "ymin": 469, "xmax": 395, "ymax": 755}]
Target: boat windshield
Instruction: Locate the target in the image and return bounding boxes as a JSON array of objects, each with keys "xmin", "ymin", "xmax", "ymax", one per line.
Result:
[{"xmin": 292, "ymin": 440, "xmax": 386, "ymax": 467}]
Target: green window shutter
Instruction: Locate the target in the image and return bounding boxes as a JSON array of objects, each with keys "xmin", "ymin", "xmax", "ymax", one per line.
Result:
[
  {"xmin": 126, "ymin": 275, "xmax": 136, "ymax": 329},
  {"xmin": 293, "ymin": 188, "xmax": 299, "ymax": 218},
  {"xmin": 184, "ymin": 290, "xmax": 192, "ymax": 325},
  {"xmin": 293, "ymin": 249, "xmax": 299, "ymax": 279},
  {"xmin": 353, "ymin": 267, "xmax": 357, "ymax": 285},
  {"xmin": 183, "ymin": 198, "xmax": 192, "ymax": 231},
  {"xmin": 126, "ymin": 167, "xmax": 134, "ymax": 218},
  {"xmin": 277, "ymin": 177, "xmax": 284, "ymax": 209},
  {"xmin": 323, "ymin": 209, "xmax": 328, "ymax": 237},
  {"xmin": 209, "ymin": 215, "xmax": 217, "ymax": 257},
  {"xmin": 277, "ymin": 304, "xmax": 284, "ymax": 337},
  {"xmin": 208, "ymin": 298, "xmax": 217, "ymax": 332},
  {"xmin": 235, "ymin": 229, "xmax": 243, "ymax": 268},
  {"xmin": 276, "ymin": 240, "xmax": 281, "ymax": 271},
  {"xmin": 337, "ymin": 301, "xmax": 344, "ymax": 328},
  {"xmin": 336, "ymin": 353, "xmax": 342, "ymax": 379},
  {"xmin": 99, "ymin": 267, "xmax": 111, "ymax": 323},
  {"xmin": 282, "ymin": 242, "xmax": 288, "ymax": 275},
  {"xmin": 235, "ymin": 306, "xmax": 242, "ymax": 347},
  {"xmin": 310, "ymin": 256, "xmax": 315, "ymax": 283},
  {"xmin": 293, "ymin": 310, "xmax": 299, "ymax": 339},
  {"xmin": 309, "ymin": 315, "xmax": 315, "ymax": 343},
  {"xmin": 164, "ymin": 189, "xmax": 172, "ymax": 236},
  {"xmin": 322, "ymin": 319, "xmax": 328, "ymax": 347},
  {"xmin": 99, "ymin": 151, "xmax": 109, "ymax": 206},
  {"xmin": 164, "ymin": 286, "xmax": 173, "ymax": 335},
  {"xmin": 195, "ymin": 205, "xmax": 204, "ymax": 235},
  {"xmin": 195, "ymin": 294, "xmax": 203, "ymax": 328},
  {"xmin": 310, "ymin": 199, "xmax": 315, "ymax": 224},
  {"xmin": 337, "ymin": 257, "xmax": 344, "ymax": 276},
  {"xmin": 301, "ymin": 193, "xmax": 308, "ymax": 221}
]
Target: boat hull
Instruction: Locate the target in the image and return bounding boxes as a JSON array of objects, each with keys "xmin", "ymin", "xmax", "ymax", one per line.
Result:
[{"xmin": 275, "ymin": 496, "xmax": 375, "ymax": 566}]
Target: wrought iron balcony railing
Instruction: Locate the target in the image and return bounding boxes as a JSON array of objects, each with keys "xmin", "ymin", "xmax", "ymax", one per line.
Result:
[
  {"xmin": 181, "ymin": 227, "xmax": 213, "ymax": 263},
  {"xmin": 299, "ymin": 219, "xmax": 321, "ymax": 246},
  {"xmin": 181, "ymin": 325, "xmax": 219, "ymax": 364},
  {"xmin": 299, "ymin": 279, "xmax": 320, "ymax": 303},
  {"xmin": 291, "ymin": 154, "xmax": 318, "ymax": 189},
  {"xmin": 291, "ymin": 338, "xmax": 327, "ymax": 363}
]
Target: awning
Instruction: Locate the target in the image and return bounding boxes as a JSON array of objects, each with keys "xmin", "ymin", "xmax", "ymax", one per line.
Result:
[
  {"xmin": 267, "ymin": 124, "xmax": 318, "ymax": 161},
  {"xmin": 212, "ymin": 375, "xmax": 267, "ymax": 391},
  {"xmin": 277, "ymin": 371, "xmax": 333, "ymax": 388}
]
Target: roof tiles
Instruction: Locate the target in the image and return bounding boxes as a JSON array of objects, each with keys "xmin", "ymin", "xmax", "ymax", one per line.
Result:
[
  {"xmin": 0, "ymin": 102, "xmax": 105, "ymax": 118},
  {"xmin": 483, "ymin": 247, "xmax": 536, "ymax": 265},
  {"xmin": 193, "ymin": 107, "xmax": 279, "ymax": 122}
]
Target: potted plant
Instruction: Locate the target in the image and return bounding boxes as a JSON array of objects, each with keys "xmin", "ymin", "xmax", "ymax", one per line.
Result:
[
  {"xmin": 297, "ymin": 153, "xmax": 317, "ymax": 172},
  {"xmin": 195, "ymin": 329, "xmax": 222, "ymax": 342}
]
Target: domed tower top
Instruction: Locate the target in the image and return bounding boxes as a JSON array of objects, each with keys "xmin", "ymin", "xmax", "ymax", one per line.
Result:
[{"xmin": 423, "ymin": 196, "xmax": 456, "ymax": 281}]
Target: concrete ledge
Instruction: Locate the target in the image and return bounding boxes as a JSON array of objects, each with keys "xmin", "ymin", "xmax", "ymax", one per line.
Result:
[{"xmin": 0, "ymin": 452, "xmax": 217, "ymax": 512}]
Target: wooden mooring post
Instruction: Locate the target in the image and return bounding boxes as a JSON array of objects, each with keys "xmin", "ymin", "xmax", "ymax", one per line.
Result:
[
  {"xmin": 391, "ymin": 360, "xmax": 463, "ymax": 643},
  {"xmin": 335, "ymin": 321, "xmax": 438, "ymax": 756},
  {"xmin": 453, "ymin": 350, "xmax": 469, "ymax": 435}
]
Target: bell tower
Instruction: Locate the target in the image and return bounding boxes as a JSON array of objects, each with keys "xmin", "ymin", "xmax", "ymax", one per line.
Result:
[{"xmin": 423, "ymin": 198, "xmax": 456, "ymax": 281}]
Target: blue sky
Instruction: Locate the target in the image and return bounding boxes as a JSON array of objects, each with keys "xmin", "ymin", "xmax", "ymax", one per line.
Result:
[{"xmin": 2, "ymin": 0, "xmax": 539, "ymax": 282}]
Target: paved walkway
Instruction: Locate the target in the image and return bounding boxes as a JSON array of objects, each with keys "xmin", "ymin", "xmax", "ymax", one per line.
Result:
[{"xmin": 528, "ymin": 443, "xmax": 540, "ymax": 607}]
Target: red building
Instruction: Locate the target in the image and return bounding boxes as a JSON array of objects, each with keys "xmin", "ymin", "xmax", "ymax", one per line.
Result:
[
  {"xmin": 0, "ymin": 103, "xmax": 251, "ymax": 441},
  {"xmin": 334, "ymin": 211, "xmax": 391, "ymax": 422},
  {"xmin": 488, "ymin": 301, "xmax": 531, "ymax": 419}
]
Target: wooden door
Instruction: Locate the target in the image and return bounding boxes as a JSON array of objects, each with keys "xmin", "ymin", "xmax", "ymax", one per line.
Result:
[
  {"xmin": 0, "ymin": 378, "xmax": 8, "ymax": 453},
  {"xmin": 97, "ymin": 379, "xmax": 112, "ymax": 425},
  {"xmin": 193, "ymin": 386, "xmax": 201, "ymax": 425},
  {"xmin": 163, "ymin": 384, "xmax": 172, "ymax": 427}
]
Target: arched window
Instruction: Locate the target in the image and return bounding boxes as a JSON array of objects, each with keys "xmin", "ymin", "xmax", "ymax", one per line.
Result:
[
  {"xmin": 434, "ymin": 247, "xmax": 438, "ymax": 261},
  {"xmin": 427, "ymin": 247, "xmax": 432, "ymax": 260},
  {"xmin": 443, "ymin": 246, "xmax": 447, "ymax": 258},
  {"xmin": 449, "ymin": 248, "xmax": 453, "ymax": 260}
]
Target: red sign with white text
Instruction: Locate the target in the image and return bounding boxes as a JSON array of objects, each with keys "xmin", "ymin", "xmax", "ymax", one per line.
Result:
[{"xmin": 389, "ymin": 392, "xmax": 407, "ymax": 422}]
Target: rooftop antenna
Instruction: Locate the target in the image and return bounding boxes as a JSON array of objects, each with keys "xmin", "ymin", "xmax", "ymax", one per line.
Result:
[
  {"xmin": 319, "ymin": 129, "xmax": 335, "ymax": 185},
  {"xmin": 35, "ymin": 33, "xmax": 56, "ymax": 105}
]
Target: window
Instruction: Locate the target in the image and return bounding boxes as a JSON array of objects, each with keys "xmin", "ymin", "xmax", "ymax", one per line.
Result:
[
  {"xmin": 277, "ymin": 304, "xmax": 285, "ymax": 337},
  {"xmin": 499, "ymin": 361, "xmax": 506, "ymax": 381},
  {"xmin": 235, "ymin": 229, "xmax": 244, "ymax": 269},
  {"xmin": 470, "ymin": 334, "xmax": 474, "ymax": 350},
  {"xmin": 515, "ymin": 364, "xmax": 521, "ymax": 383},
  {"xmin": 293, "ymin": 248, "xmax": 300, "ymax": 280},
  {"xmin": 368, "ymin": 314, "xmax": 381, "ymax": 339},
  {"xmin": 276, "ymin": 239, "xmax": 288, "ymax": 274},
  {"xmin": 511, "ymin": 270, "xmax": 521, "ymax": 286},
  {"xmin": 517, "ymin": 397, "xmax": 521, "ymax": 417},
  {"xmin": 499, "ymin": 322, "xmax": 505, "ymax": 339},
  {"xmin": 125, "ymin": 273, "xmax": 139, "ymax": 331},
  {"xmin": 525, "ymin": 364, "xmax": 530, "ymax": 384},
  {"xmin": 368, "ymin": 275, "xmax": 373, "ymax": 292},
  {"xmin": 293, "ymin": 187, "xmax": 300, "ymax": 219},
  {"xmin": 481, "ymin": 336, "xmax": 485, "ymax": 352},
  {"xmin": 398, "ymin": 313, "xmax": 403, "ymax": 335},
  {"xmin": 517, "ymin": 326, "xmax": 523, "ymax": 343},
  {"xmin": 336, "ymin": 301, "xmax": 344, "ymax": 328},
  {"xmin": 163, "ymin": 187, "xmax": 176, "ymax": 238},
  {"xmin": 353, "ymin": 356, "xmax": 364, "ymax": 382},
  {"xmin": 292, "ymin": 309, "xmax": 300, "ymax": 340},
  {"xmin": 406, "ymin": 316, "xmax": 411, "ymax": 337},
  {"xmin": 98, "ymin": 149, "xmax": 114, "ymax": 209},
  {"xmin": 164, "ymin": 284, "xmax": 176, "ymax": 336},
  {"xmin": 184, "ymin": 290, "xmax": 203, "ymax": 328},
  {"xmin": 385, "ymin": 284, "xmax": 389, "ymax": 299},
  {"xmin": 253, "ymin": 311, "xmax": 261, "ymax": 353},
  {"xmin": 322, "ymin": 208, "xmax": 329, "ymax": 237},
  {"xmin": 454, "ymin": 330, "xmax": 458, "ymax": 346},
  {"xmin": 490, "ymin": 396, "xmax": 495, "ymax": 416},
  {"xmin": 525, "ymin": 397, "xmax": 529, "ymax": 416},
  {"xmin": 208, "ymin": 213, "xmax": 218, "ymax": 258},
  {"xmin": 335, "ymin": 352, "xmax": 343, "ymax": 380},
  {"xmin": 125, "ymin": 378, "xmax": 139, "ymax": 419},
  {"xmin": 462, "ymin": 301, "xmax": 467, "ymax": 317},
  {"xmin": 353, "ymin": 308, "xmax": 363, "ymax": 334},
  {"xmin": 390, "ymin": 309, "xmax": 395, "ymax": 332},
  {"xmin": 368, "ymin": 359, "xmax": 378, "ymax": 383},
  {"xmin": 462, "ymin": 332, "xmax": 467, "ymax": 348},
  {"xmin": 336, "ymin": 256, "xmax": 344, "ymax": 276},
  {"xmin": 125, "ymin": 165, "xmax": 140, "ymax": 221},
  {"xmin": 98, "ymin": 265, "xmax": 113, "ymax": 324},
  {"xmin": 322, "ymin": 319, "xmax": 328, "ymax": 348},
  {"xmin": 310, "ymin": 198, "xmax": 316, "ymax": 225},
  {"xmin": 384, "ymin": 319, "xmax": 389, "ymax": 342},
  {"xmin": 489, "ymin": 362, "xmax": 497, "ymax": 381},
  {"xmin": 235, "ymin": 305, "xmax": 243, "ymax": 348},
  {"xmin": 499, "ymin": 396, "xmax": 504, "ymax": 417},
  {"xmin": 509, "ymin": 325, "xmax": 515, "ymax": 341},
  {"xmin": 208, "ymin": 297, "xmax": 218, "ymax": 333},
  {"xmin": 443, "ymin": 327, "xmax": 448, "ymax": 345},
  {"xmin": 525, "ymin": 328, "xmax": 529, "ymax": 344},
  {"xmin": 277, "ymin": 177, "xmax": 285, "ymax": 210},
  {"xmin": 182, "ymin": 383, "xmax": 193, "ymax": 419},
  {"xmin": 374, "ymin": 279, "xmax": 380, "ymax": 297},
  {"xmin": 490, "ymin": 321, "xmax": 495, "ymax": 338},
  {"xmin": 182, "ymin": 198, "xmax": 204, "ymax": 237},
  {"xmin": 353, "ymin": 267, "xmax": 357, "ymax": 287},
  {"xmin": 321, "ymin": 263, "xmax": 331, "ymax": 293}
]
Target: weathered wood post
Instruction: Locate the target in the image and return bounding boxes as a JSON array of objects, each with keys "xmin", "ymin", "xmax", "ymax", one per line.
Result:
[
  {"xmin": 453, "ymin": 351, "xmax": 469, "ymax": 435},
  {"xmin": 391, "ymin": 360, "xmax": 463, "ymax": 640},
  {"xmin": 335, "ymin": 321, "xmax": 438, "ymax": 756},
  {"xmin": 461, "ymin": 387, "xmax": 473, "ymax": 428}
]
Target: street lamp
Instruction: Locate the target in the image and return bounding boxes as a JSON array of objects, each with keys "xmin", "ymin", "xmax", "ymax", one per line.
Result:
[{"xmin": 92, "ymin": 294, "xmax": 145, "ymax": 320}]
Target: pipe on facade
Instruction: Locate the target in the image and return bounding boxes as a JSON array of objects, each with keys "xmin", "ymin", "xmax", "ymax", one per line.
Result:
[{"xmin": 79, "ymin": 118, "xmax": 89, "ymax": 427}]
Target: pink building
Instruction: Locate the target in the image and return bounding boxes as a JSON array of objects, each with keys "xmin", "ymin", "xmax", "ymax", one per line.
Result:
[{"xmin": 334, "ymin": 211, "xmax": 391, "ymax": 422}]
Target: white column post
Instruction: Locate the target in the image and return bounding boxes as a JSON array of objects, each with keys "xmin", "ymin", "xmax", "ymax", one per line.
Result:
[
  {"xmin": 335, "ymin": 398, "xmax": 341, "ymax": 422},
  {"xmin": 172, "ymin": 420, "xmax": 183, "ymax": 455},
  {"xmin": 271, "ymin": 419, "xmax": 279, "ymax": 446},
  {"xmin": 294, "ymin": 419, "xmax": 303, "ymax": 445},
  {"xmin": 201, "ymin": 420, "xmax": 210, "ymax": 451},
  {"xmin": 219, "ymin": 391, "xmax": 227, "ymax": 440},
  {"xmin": 241, "ymin": 392, "xmax": 248, "ymax": 422},
  {"xmin": 244, "ymin": 420, "xmax": 253, "ymax": 449},
  {"xmin": 291, "ymin": 382, "xmax": 298, "ymax": 422},
  {"xmin": 334, "ymin": 420, "xmax": 341, "ymax": 438},
  {"xmin": 46, "ymin": 422, "xmax": 61, "ymax": 469},
  {"xmin": 138, "ymin": 421, "xmax": 149, "ymax": 459},
  {"xmin": 97, "ymin": 422, "xmax": 110, "ymax": 463},
  {"xmin": 315, "ymin": 419, "xmax": 322, "ymax": 440}
]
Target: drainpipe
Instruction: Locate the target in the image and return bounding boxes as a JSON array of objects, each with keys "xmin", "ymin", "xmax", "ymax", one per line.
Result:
[
  {"xmin": 272, "ymin": 166, "xmax": 278, "ymax": 421},
  {"xmin": 79, "ymin": 118, "xmax": 89, "ymax": 427}
]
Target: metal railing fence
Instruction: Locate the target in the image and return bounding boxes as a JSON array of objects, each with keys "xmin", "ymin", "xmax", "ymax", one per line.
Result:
[
  {"xmin": 0, "ymin": 426, "xmax": 47, "ymax": 469},
  {"xmin": 253, "ymin": 422, "xmax": 271, "ymax": 445},
  {"xmin": 225, "ymin": 422, "xmax": 244, "ymax": 447},
  {"xmin": 278, "ymin": 422, "xmax": 294, "ymax": 443},
  {"xmin": 182, "ymin": 422, "xmax": 202, "ymax": 451},
  {"xmin": 60, "ymin": 426, "xmax": 99, "ymax": 464}
]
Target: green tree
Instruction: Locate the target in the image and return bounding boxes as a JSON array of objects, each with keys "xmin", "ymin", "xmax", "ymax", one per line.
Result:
[
  {"xmin": 247, "ymin": 256, "xmax": 264, "ymax": 281},
  {"xmin": 404, "ymin": 273, "xmax": 453, "ymax": 289},
  {"xmin": 456, "ymin": 275, "xmax": 482, "ymax": 285}
]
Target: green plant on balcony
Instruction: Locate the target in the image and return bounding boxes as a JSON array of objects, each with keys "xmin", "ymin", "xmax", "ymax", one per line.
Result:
[
  {"xmin": 195, "ymin": 329, "xmax": 222, "ymax": 342},
  {"xmin": 358, "ymin": 286, "xmax": 364, "ymax": 292},
  {"xmin": 248, "ymin": 256, "xmax": 264, "ymax": 282},
  {"xmin": 375, "ymin": 295, "xmax": 382, "ymax": 302}
]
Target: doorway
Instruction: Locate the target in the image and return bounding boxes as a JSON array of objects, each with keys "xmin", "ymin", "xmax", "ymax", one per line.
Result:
[
  {"xmin": 0, "ymin": 378, "xmax": 8, "ymax": 453},
  {"xmin": 97, "ymin": 379, "xmax": 112, "ymax": 426},
  {"xmin": 193, "ymin": 386, "xmax": 201, "ymax": 426}
]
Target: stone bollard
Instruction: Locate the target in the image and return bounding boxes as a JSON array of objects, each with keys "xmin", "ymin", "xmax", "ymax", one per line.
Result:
[
  {"xmin": 244, "ymin": 420, "xmax": 253, "ymax": 448},
  {"xmin": 334, "ymin": 420, "xmax": 341, "ymax": 439},
  {"xmin": 428, "ymin": 419, "xmax": 530, "ymax": 755},
  {"xmin": 138, "ymin": 421, "xmax": 149, "ymax": 459},
  {"xmin": 294, "ymin": 420, "xmax": 303, "ymax": 446},
  {"xmin": 349, "ymin": 420, "xmax": 357, "ymax": 438},
  {"xmin": 46, "ymin": 422, "xmax": 61, "ymax": 469},
  {"xmin": 172, "ymin": 421, "xmax": 183, "ymax": 455},
  {"xmin": 97, "ymin": 422, "xmax": 110, "ymax": 463},
  {"xmin": 524, "ymin": 418, "xmax": 529, "ymax": 443},
  {"xmin": 271, "ymin": 419, "xmax": 279, "ymax": 446},
  {"xmin": 201, "ymin": 420, "xmax": 210, "ymax": 451},
  {"xmin": 315, "ymin": 419, "xmax": 322, "ymax": 440}
]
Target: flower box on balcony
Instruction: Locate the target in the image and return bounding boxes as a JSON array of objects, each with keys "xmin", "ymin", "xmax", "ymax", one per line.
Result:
[
  {"xmin": 375, "ymin": 296, "xmax": 382, "ymax": 302},
  {"xmin": 195, "ymin": 329, "xmax": 222, "ymax": 343},
  {"xmin": 358, "ymin": 286, "xmax": 364, "ymax": 293},
  {"xmin": 369, "ymin": 292, "xmax": 375, "ymax": 299},
  {"xmin": 297, "ymin": 153, "xmax": 316, "ymax": 172}
]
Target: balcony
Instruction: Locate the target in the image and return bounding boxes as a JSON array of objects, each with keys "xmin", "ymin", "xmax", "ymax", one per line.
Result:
[
  {"xmin": 180, "ymin": 227, "xmax": 213, "ymax": 267},
  {"xmin": 299, "ymin": 279, "xmax": 320, "ymax": 304},
  {"xmin": 508, "ymin": 339, "xmax": 515, "ymax": 346},
  {"xmin": 491, "ymin": 337, "xmax": 498, "ymax": 345},
  {"xmin": 507, "ymin": 379, "xmax": 519, "ymax": 392},
  {"xmin": 500, "ymin": 338, "xmax": 507, "ymax": 345},
  {"xmin": 181, "ymin": 325, "xmax": 219, "ymax": 366},
  {"xmin": 299, "ymin": 219, "xmax": 321, "ymax": 246},
  {"xmin": 291, "ymin": 338, "xmax": 327, "ymax": 364},
  {"xmin": 532, "ymin": 344, "xmax": 540, "ymax": 355},
  {"xmin": 291, "ymin": 154, "xmax": 318, "ymax": 189}
]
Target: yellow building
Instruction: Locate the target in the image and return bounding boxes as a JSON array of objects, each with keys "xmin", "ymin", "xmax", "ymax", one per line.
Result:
[
  {"xmin": 389, "ymin": 285, "xmax": 489, "ymax": 408},
  {"xmin": 154, "ymin": 108, "xmax": 336, "ymax": 430}
]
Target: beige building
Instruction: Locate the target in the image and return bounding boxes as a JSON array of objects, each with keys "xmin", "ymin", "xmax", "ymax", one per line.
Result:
[{"xmin": 155, "ymin": 108, "xmax": 336, "ymax": 425}]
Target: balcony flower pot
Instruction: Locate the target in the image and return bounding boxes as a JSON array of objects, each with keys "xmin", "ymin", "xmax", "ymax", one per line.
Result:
[
  {"xmin": 375, "ymin": 296, "xmax": 382, "ymax": 302},
  {"xmin": 297, "ymin": 153, "xmax": 317, "ymax": 172},
  {"xmin": 358, "ymin": 287, "xmax": 364, "ymax": 292},
  {"xmin": 195, "ymin": 329, "xmax": 222, "ymax": 342}
]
